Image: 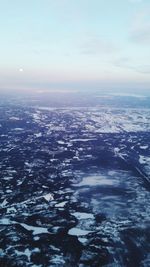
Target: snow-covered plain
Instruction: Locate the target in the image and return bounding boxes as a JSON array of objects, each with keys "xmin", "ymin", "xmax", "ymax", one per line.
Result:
[{"xmin": 0, "ymin": 102, "xmax": 150, "ymax": 266}]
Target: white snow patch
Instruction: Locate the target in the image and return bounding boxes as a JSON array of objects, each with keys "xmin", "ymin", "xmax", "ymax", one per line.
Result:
[
  {"xmin": 15, "ymin": 248, "xmax": 40, "ymax": 262},
  {"xmin": 7, "ymin": 207, "xmax": 17, "ymax": 214},
  {"xmin": 71, "ymin": 138, "xmax": 95, "ymax": 142},
  {"xmin": 6, "ymin": 190, "xmax": 12, "ymax": 193},
  {"xmin": 58, "ymin": 140, "xmax": 65, "ymax": 145},
  {"xmin": 51, "ymin": 255, "xmax": 65, "ymax": 265},
  {"xmin": 35, "ymin": 133, "xmax": 42, "ymax": 137},
  {"xmin": 34, "ymin": 236, "xmax": 40, "ymax": 241},
  {"xmin": 108, "ymin": 171, "xmax": 117, "ymax": 176},
  {"xmin": 139, "ymin": 155, "xmax": 150, "ymax": 164},
  {"xmin": 55, "ymin": 201, "xmax": 68, "ymax": 208},
  {"xmin": 74, "ymin": 175, "xmax": 115, "ymax": 187},
  {"xmin": 3, "ymin": 176, "xmax": 13, "ymax": 181},
  {"xmin": 78, "ymin": 237, "xmax": 88, "ymax": 244},
  {"xmin": 14, "ymin": 128, "xmax": 24, "ymax": 131},
  {"xmin": 9, "ymin": 117, "xmax": 20, "ymax": 120},
  {"xmin": 20, "ymin": 223, "xmax": 49, "ymax": 235},
  {"xmin": 43, "ymin": 193, "xmax": 54, "ymax": 201},
  {"xmin": 72, "ymin": 212, "xmax": 94, "ymax": 220},
  {"xmin": 68, "ymin": 227, "xmax": 92, "ymax": 236},
  {"xmin": 1, "ymin": 199, "xmax": 8, "ymax": 208},
  {"xmin": 50, "ymin": 245, "xmax": 60, "ymax": 252},
  {"xmin": 140, "ymin": 145, "xmax": 148, "ymax": 149},
  {"xmin": 0, "ymin": 218, "xmax": 13, "ymax": 225}
]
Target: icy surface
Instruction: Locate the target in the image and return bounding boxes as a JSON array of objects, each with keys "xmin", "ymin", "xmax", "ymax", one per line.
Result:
[
  {"xmin": 68, "ymin": 228, "xmax": 93, "ymax": 236},
  {"xmin": 20, "ymin": 223, "xmax": 49, "ymax": 235},
  {"xmin": 55, "ymin": 201, "xmax": 68, "ymax": 208},
  {"xmin": 0, "ymin": 100, "xmax": 150, "ymax": 266},
  {"xmin": 74, "ymin": 175, "xmax": 117, "ymax": 187},
  {"xmin": 42, "ymin": 193, "xmax": 54, "ymax": 201},
  {"xmin": 71, "ymin": 212, "xmax": 94, "ymax": 220}
]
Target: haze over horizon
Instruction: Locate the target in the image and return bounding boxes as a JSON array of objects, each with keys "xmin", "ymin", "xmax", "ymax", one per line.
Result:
[{"xmin": 0, "ymin": 0, "xmax": 150, "ymax": 94}]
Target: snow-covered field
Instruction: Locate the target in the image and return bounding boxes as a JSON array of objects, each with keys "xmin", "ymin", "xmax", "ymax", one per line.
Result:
[{"xmin": 0, "ymin": 102, "xmax": 150, "ymax": 266}]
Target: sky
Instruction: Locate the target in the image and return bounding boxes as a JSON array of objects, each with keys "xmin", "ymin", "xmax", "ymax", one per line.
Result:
[{"xmin": 0, "ymin": 0, "xmax": 150, "ymax": 93}]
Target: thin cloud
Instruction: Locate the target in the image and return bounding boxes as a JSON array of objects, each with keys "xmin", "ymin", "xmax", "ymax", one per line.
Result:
[
  {"xmin": 135, "ymin": 65, "xmax": 150, "ymax": 73},
  {"xmin": 80, "ymin": 36, "xmax": 118, "ymax": 55},
  {"xmin": 114, "ymin": 57, "xmax": 150, "ymax": 74},
  {"xmin": 129, "ymin": 0, "xmax": 143, "ymax": 3},
  {"xmin": 130, "ymin": 10, "xmax": 150, "ymax": 44}
]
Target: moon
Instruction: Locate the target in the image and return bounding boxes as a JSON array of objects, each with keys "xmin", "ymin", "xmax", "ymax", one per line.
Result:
[{"xmin": 19, "ymin": 68, "xmax": 23, "ymax": 72}]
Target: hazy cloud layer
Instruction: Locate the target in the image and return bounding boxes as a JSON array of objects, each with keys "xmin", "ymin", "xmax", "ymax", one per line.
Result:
[
  {"xmin": 0, "ymin": 0, "xmax": 150, "ymax": 92},
  {"xmin": 130, "ymin": 10, "xmax": 150, "ymax": 44},
  {"xmin": 114, "ymin": 57, "xmax": 150, "ymax": 74},
  {"xmin": 129, "ymin": 0, "xmax": 143, "ymax": 3},
  {"xmin": 80, "ymin": 36, "xmax": 117, "ymax": 55}
]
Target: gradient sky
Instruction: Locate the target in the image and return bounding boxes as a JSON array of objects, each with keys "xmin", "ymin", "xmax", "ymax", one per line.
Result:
[{"xmin": 0, "ymin": 0, "xmax": 150, "ymax": 93}]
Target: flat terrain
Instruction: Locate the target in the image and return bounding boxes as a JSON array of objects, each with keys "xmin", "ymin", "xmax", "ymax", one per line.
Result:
[{"xmin": 0, "ymin": 96, "xmax": 150, "ymax": 266}]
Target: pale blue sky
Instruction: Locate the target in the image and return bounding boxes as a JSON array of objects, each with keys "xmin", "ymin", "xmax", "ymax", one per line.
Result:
[{"xmin": 0, "ymin": 0, "xmax": 150, "ymax": 92}]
